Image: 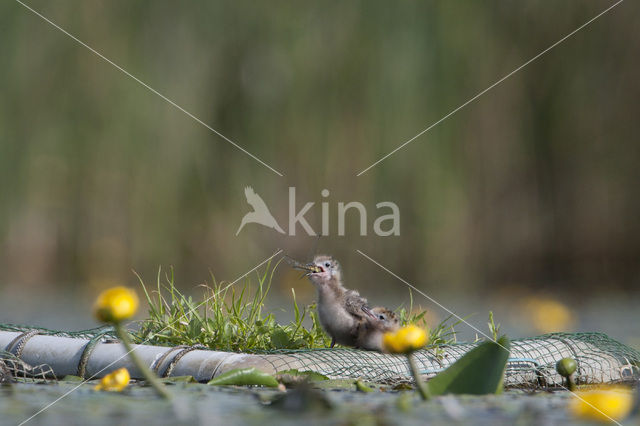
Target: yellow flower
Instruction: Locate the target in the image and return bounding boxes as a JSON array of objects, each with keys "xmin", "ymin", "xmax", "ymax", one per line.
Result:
[
  {"xmin": 94, "ymin": 286, "xmax": 139, "ymax": 323},
  {"xmin": 569, "ymin": 386, "xmax": 634, "ymax": 422},
  {"xmin": 383, "ymin": 324, "xmax": 428, "ymax": 354},
  {"xmin": 522, "ymin": 296, "xmax": 575, "ymax": 333},
  {"xmin": 94, "ymin": 368, "xmax": 131, "ymax": 392}
]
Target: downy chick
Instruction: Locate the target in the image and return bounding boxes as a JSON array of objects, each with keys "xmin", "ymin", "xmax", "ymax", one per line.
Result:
[
  {"xmin": 294, "ymin": 255, "xmax": 376, "ymax": 348},
  {"xmin": 292, "ymin": 254, "xmax": 399, "ymax": 350},
  {"xmin": 355, "ymin": 307, "xmax": 400, "ymax": 351}
]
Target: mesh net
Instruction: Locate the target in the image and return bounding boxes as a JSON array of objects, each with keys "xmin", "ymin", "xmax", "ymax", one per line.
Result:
[
  {"xmin": 257, "ymin": 332, "xmax": 639, "ymax": 388},
  {"xmin": 0, "ymin": 323, "xmax": 116, "ymax": 382},
  {"xmin": 0, "ymin": 323, "xmax": 117, "ymax": 340},
  {"xmin": 1, "ymin": 323, "xmax": 638, "ymax": 388},
  {"xmin": 0, "ymin": 350, "xmax": 56, "ymax": 382}
]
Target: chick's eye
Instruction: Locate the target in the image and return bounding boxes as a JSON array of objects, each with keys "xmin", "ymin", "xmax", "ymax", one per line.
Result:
[{"xmin": 324, "ymin": 262, "xmax": 331, "ymax": 268}]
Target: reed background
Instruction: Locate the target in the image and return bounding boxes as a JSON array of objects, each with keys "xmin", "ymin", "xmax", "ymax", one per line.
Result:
[{"xmin": 0, "ymin": 1, "xmax": 638, "ymax": 338}]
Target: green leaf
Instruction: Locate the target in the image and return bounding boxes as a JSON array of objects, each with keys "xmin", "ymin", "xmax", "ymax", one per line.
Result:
[
  {"xmin": 427, "ymin": 335, "xmax": 510, "ymax": 396},
  {"xmin": 276, "ymin": 369, "xmax": 329, "ymax": 382},
  {"xmin": 355, "ymin": 380, "xmax": 374, "ymax": 393},
  {"xmin": 270, "ymin": 327, "xmax": 293, "ymax": 348},
  {"xmin": 207, "ymin": 367, "xmax": 279, "ymax": 387},
  {"xmin": 187, "ymin": 317, "xmax": 202, "ymax": 338}
]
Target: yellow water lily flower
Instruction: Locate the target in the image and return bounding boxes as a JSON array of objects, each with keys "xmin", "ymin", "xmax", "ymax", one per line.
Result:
[
  {"xmin": 94, "ymin": 286, "xmax": 139, "ymax": 323},
  {"xmin": 522, "ymin": 296, "xmax": 575, "ymax": 333},
  {"xmin": 383, "ymin": 324, "xmax": 428, "ymax": 354},
  {"xmin": 569, "ymin": 386, "xmax": 634, "ymax": 422},
  {"xmin": 94, "ymin": 368, "xmax": 131, "ymax": 392}
]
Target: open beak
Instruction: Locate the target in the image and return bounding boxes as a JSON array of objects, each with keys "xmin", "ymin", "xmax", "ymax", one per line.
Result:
[
  {"xmin": 361, "ymin": 305, "xmax": 377, "ymax": 320},
  {"xmin": 295, "ymin": 263, "xmax": 322, "ymax": 276},
  {"xmin": 293, "ymin": 263, "xmax": 324, "ymax": 278},
  {"xmin": 285, "ymin": 255, "xmax": 323, "ymax": 277}
]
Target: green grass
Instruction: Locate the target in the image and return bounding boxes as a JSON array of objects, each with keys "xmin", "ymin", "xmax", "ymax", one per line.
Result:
[
  {"xmin": 396, "ymin": 289, "xmax": 461, "ymax": 350},
  {"xmin": 133, "ymin": 260, "xmax": 457, "ymax": 352}
]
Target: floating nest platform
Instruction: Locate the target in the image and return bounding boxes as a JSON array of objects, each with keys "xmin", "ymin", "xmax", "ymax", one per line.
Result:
[{"xmin": 1, "ymin": 325, "xmax": 638, "ymax": 389}]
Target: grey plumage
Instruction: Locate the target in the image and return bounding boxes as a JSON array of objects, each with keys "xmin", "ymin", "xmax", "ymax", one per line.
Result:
[
  {"xmin": 292, "ymin": 254, "xmax": 399, "ymax": 351},
  {"xmin": 355, "ymin": 306, "xmax": 400, "ymax": 351}
]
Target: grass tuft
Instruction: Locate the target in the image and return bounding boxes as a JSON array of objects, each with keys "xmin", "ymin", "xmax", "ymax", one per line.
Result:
[{"xmin": 133, "ymin": 261, "xmax": 457, "ymax": 352}]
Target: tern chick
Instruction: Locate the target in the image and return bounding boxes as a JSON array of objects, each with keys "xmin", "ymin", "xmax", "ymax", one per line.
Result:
[
  {"xmin": 291, "ymin": 254, "xmax": 397, "ymax": 350},
  {"xmin": 355, "ymin": 307, "xmax": 400, "ymax": 351}
]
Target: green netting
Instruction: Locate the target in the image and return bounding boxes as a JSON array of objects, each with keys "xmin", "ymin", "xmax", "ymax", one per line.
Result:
[
  {"xmin": 254, "ymin": 332, "xmax": 639, "ymax": 388},
  {"xmin": 0, "ymin": 323, "xmax": 117, "ymax": 382},
  {"xmin": 0, "ymin": 323, "xmax": 117, "ymax": 340},
  {"xmin": 1, "ymin": 323, "xmax": 638, "ymax": 389}
]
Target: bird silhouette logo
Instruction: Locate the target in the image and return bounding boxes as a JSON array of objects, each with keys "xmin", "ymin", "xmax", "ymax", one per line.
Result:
[{"xmin": 236, "ymin": 186, "xmax": 285, "ymax": 235}]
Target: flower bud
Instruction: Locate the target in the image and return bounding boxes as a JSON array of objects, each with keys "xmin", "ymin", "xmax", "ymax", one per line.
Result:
[
  {"xmin": 556, "ymin": 357, "xmax": 577, "ymax": 377},
  {"xmin": 382, "ymin": 324, "xmax": 428, "ymax": 354},
  {"xmin": 94, "ymin": 286, "xmax": 139, "ymax": 323}
]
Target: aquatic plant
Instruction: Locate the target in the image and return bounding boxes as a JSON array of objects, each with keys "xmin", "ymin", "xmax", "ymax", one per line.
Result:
[{"xmin": 134, "ymin": 261, "xmax": 456, "ymax": 352}]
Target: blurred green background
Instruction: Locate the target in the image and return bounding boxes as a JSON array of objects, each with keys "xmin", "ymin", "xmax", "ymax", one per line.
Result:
[{"xmin": 0, "ymin": 1, "xmax": 638, "ymax": 336}]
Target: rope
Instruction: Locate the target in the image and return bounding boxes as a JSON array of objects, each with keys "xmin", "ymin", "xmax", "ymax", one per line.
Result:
[
  {"xmin": 5, "ymin": 330, "xmax": 39, "ymax": 358},
  {"xmin": 161, "ymin": 345, "xmax": 207, "ymax": 378},
  {"xmin": 77, "ymin": 328, "xmax": 115, "ymax": 379},
  {"xmin": 151, "ymin": 345, "xmax": 187, "ymax": 374}
]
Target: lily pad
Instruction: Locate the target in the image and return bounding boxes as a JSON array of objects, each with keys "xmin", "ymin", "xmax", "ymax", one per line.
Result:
[
  {"xmin": 427, "ymin": 336, "xmax": 510, "ymax": 396},
  {"xmin": 207, "ymin": 367, "xmax": 278, "ymax": 387}
]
